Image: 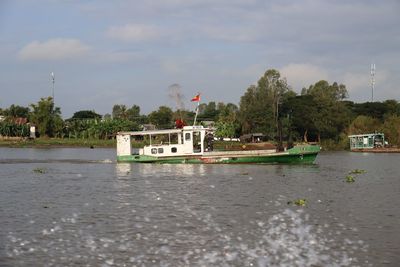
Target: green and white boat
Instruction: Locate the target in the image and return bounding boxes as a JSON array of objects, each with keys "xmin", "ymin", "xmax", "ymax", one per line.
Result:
[{"xmin": 116, "ymin": 126, "xmax": 320, "ymax": 164}]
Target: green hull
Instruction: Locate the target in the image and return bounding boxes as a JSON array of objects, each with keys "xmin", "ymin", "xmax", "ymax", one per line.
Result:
[{"xmin": 117, "ymin": 145, "xmax": 320, "ymax": 164}]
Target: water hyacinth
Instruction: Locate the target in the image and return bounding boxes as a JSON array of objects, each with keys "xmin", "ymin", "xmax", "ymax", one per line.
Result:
[
  {"xmin": 33, "ymin": 168, "xmax": 45, "ymax": 174},
  {"xmin": 349, "ymin": 169, "xmax": 366, "ymax": 175},
  {"xmin": 346, "ymin": 175, "xmax": 356, "ymax": 183},
  {"xmin": 287, "ymin": 198, "xmax": 307, "ymax": 206}
]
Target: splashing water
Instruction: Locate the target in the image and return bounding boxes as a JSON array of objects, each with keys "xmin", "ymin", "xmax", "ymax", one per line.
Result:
[{"xmin": 5, "ymin": 206, "xmax": 369, "ymax": 267}]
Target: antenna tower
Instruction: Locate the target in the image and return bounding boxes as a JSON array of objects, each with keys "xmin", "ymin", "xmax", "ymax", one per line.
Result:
[{"xmin": 370, "ymin": 63, "xmax": 375, "ymax": 102}]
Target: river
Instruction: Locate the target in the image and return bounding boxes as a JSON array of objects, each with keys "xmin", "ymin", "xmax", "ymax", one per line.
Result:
[{"xmin": 0, "ymin": 147, "xmax": 399, "ymax": 266}]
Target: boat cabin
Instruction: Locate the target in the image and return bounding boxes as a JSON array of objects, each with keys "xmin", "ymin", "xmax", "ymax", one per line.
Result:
[
  {"xmin": 348, "ymin": 133, "xmax": 385, "ymax": 150},
  {"xmin": 117, "ymin": 126, "xmax": 212, "ymax": 158}
]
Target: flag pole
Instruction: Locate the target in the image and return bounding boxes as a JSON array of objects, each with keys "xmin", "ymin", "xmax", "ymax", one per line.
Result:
[{"xmin": 193, "ymin": 100, "xmax": 200, "ymax": 126}]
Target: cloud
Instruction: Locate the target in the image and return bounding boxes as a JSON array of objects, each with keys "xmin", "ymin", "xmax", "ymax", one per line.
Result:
[
  {"xmin": 18, "ymin": 38, "xmax": 90, "ymax": 61},
  {"xmin": 106, "ymin": 24, "xmax": 162, "ymax": 42},
  {"xmin": 280, "ymin": 63, "xmax": 329, "ymax": 91}
]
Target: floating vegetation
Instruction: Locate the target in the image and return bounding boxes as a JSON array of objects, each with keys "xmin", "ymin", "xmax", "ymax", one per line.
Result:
[
  {"xmin": 349, "ymin": 169, "xmax": 366, "ymax": 174},
  {"xmin": 346, "ymin": 175, "xmax": 355, "ymax": 183},
  {"xmin": 345, "ymin": 169, "xmax": 366, "ymax": 183},
  {"xmin": 288, "ymin": 198, "xmax": 307, "ymax": 206},
  {"xmin": 33, "ymin": 168, "xmax": 45, "ymax": 174}
]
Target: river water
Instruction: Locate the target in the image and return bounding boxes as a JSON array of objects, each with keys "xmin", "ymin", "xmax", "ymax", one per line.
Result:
[{"xmin": 0, "ymin": 147, "xmax": 399, "ymax": 266}]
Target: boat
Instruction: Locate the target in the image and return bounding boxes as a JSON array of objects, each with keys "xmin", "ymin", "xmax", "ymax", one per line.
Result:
[
  {"xmin": 116, "ymin": 126, "xmax": 320, "ymax": 164},
  {"xmin": 349, "ymin": 133, "xmax": 400, "ymax": 153}
]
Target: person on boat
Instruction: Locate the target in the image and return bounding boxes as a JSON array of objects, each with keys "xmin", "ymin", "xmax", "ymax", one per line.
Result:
[{"xmin": 206, "ymin": 132, "xmax": 214, "ymax": 151}]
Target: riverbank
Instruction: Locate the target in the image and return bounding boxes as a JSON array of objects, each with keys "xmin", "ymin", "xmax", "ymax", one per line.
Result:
[{"xmin": 0, "ymin": 138, "xmax": 116, "ymax": 148}]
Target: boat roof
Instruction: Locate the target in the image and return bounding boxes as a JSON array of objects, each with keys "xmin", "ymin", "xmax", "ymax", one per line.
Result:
[
  {"xmin": 118, "ymin": 126, "xmax": 210, "ymax": 136},
  {"xmin": 118, "ymin": 129, "xmax": 182, "ymax": 136},
  {"xmin": 348, "ymin": 133, "xmax": 384, "ymax": 138}
]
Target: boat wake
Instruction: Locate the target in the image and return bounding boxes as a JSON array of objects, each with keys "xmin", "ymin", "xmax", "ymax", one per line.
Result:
[{"xmin": 5, "ymin": 206, "xmax": 370, "ymax": 266}]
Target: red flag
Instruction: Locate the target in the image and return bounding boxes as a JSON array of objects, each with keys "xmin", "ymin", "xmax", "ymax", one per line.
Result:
[{"xmin": 191, "ymin": 94, "xmax": 200, "ymax": 102}]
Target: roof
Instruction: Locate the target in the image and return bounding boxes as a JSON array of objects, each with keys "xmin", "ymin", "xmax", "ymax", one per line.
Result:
[
  {"xmin": 118, "ymin": 125, "xmax": 209, "ymax": 136},
  {"xmin": 348, "ymin": 133, "xmax": 384, "ymax": 138},
  {"xmin": 118, "ymin": 129, "xmax": 182, "ymax": 136}
]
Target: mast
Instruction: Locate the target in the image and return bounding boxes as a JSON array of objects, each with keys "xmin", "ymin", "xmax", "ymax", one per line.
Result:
[{"xmin": 370, "ymin": 63, "xmax": 375, "ymax": 102}]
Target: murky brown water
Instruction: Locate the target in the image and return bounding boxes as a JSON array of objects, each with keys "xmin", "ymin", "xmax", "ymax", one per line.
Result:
[{"xmin": 0, "ymin": 148, "xmax": 399, "ymax": 266}]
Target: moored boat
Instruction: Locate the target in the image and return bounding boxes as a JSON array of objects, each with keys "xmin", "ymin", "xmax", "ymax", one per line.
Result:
[
  {"xmin": 116, "ymin": 126, "xmax": 320, "ymax": 164},
  {"xmin": 348, "ymin": 133, "xmax": 400, "ymax": 152}
]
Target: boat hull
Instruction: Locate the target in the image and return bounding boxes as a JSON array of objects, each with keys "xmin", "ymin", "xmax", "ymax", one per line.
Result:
[{"xmin": 117, "ymin": 145, "xmax": 320, "ymax": 164}]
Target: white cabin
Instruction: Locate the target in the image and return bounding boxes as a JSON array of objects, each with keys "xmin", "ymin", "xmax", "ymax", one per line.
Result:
[{"xmin": 117, "ymin": 126, "xmax": 210, "ymax": 157}]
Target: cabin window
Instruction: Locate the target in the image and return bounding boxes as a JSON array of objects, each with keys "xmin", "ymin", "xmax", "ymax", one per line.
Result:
[
  {"xmin": 185, "ymin": 133, "xmax": 191, "ymax": 141},
  {"xmin": 151, "ymin": 148, "xmax": 157, "ymax": 154},
  {"xmin": 158, "ymin": 148, "xmax": 164, "ymax": 154},
  {"xmin": 171, "ymin": 147, "xmax": 177, "ymax": 153}
]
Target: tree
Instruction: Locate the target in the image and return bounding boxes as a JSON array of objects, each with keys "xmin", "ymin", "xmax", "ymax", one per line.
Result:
[
  {"xmin": 238, "ymin": 69, "xmax": 291, "ymax": 138},
  {"xmin": 29, "ymin": 97, "xmax": 63, "ymax": 137},
  {"xmin": 126, "ymin": 105, "xmax": 141, "ymax": 121},
  {"xmin": 381, "ymin": 115, "xmax": 400, "ymax": 147},
  {"xmin": 3, "ymin": 104, "xmax": 29, "ymax": 118},
  {"xmin": 383, "ymin": 100, "xmax": 400, "ymax": 116},
  {"xmin": 198, "ymin": 102, "xmax": 219, "ymax": 120},
  {"xmin": 302, "ymin": 80, "xmax": 351, "ymax": 141},
  {"xmin": 148, "ymin": 106, "xmax": 173, "ymax": 129},
  {"xmin": 214, "ymin": 121, "xmax": 236, "ymax": 138},
  {"xmin": 281, "ymin": 95, "xmax": 319, "ymax": 142},
  {"xmin": 347, "ymin": 115, "xmax": 381, "ymax": 135},
  {"xmin": 351, "ymin": 102, "xmax": 388, "ymax": 120},
  {"xmin": 70, "ymin": 110, "xmax": 102, "ymax": 120},
  {"xmin": 112, "ymin": 104, "xmax": 128, "ymax": 119}
]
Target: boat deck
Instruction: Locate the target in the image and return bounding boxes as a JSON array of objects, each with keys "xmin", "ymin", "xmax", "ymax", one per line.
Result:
[{"xmin": 203, "ymin": 149, "xmax": 279, "ymax": 157}]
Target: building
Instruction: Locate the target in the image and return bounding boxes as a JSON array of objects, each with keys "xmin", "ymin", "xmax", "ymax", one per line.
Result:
[{"xmin": 348, "ymin": 133, "xmax": 385, "ymax": 150}]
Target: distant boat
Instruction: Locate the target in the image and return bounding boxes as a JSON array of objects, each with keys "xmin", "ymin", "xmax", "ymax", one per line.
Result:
[
  {"xmin": 116, "ymin": 126, "xmax": 320, "ymax": 164},
  {"xmin": 348, "ymin": 133, "xmax": 400, "ymax": 153}
]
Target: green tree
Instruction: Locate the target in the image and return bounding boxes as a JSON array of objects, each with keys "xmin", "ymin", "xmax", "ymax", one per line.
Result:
[
  {"xmin": 112, "ymin": 104, "xmax": 128, "ymax": 119},
  {"xmin": 148, "ymin": 106, "xmax": 173, "ymax": 129},
  {"xmin": 383, "ymin": 100, "xmax": 400, "ymax": 117},
  {"xmin": 214, "ymin": 121, "xmax": 236, "ymax": 138},
  {"xmin": 70, "ymin": 110, "xmax": 102, "ymax": 120},
  {"xmin": 281, "ymin": 95, "xmax": 319, "ymax": 142},
  {"xmin": 215, "ymin": 102, "xmax": 240, "ymax": 137},
  {"xmin": 29, "ymin": 97, "xmax": 63, "ymax": 137},
  {"xmin": 381, "ymin": 115, "xmax": 400, "ymax": 147},
  {"xmin": 238, "ymin": 69, "xmax": 291, "ymax": 138},
  {"xmin": 126, "ymin": 105, "xmax": 141, "ymax": 121},
  {"xmin": 347, "ymin": 115, "xmax": 381, "ymax": 135},
  {"xmin": 3, "ymin": 104, "xmax": 29, "ymax": 118},
  {"xmin": 302, "ymin": 80, "xmax": 351, "ymax": 141},
  {"xmin": 198, "ymin": 102, "xmax": 219, "ymax": 120}
]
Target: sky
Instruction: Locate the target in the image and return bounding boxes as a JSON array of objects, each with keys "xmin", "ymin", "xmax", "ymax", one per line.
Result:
[{"xmin": 0, "ymin": 0, "xmax": 399, "ymax": 118}]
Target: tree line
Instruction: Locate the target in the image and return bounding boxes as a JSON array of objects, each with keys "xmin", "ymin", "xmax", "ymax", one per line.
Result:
[{"xmin": 1, "ymin": 68, "xmax": 400, "ymax": 148}]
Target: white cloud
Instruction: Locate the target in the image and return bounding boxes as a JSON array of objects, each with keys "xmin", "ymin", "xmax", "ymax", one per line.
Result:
[
  {"xmin": 106, "ymin": 24, "xmax": 161, "ymax": 42},
  {"xmin": 18, "ymin": 38, "xmax": 90, "ymax": 61},
  {"xmin": 280, "ymin": 63, "xmax": 329, "ymax": 91}
]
